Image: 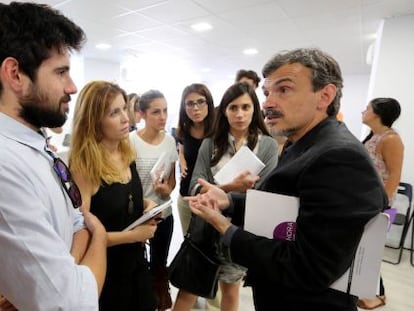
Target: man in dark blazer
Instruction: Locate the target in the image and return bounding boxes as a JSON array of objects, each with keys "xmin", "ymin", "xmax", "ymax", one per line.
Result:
[{"xmin": 185, "ymin": 48, "xmax": 387, "ymax": 311}]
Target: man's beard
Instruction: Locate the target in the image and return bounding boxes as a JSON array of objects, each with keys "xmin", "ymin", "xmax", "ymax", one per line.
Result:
[
  {"xmin": 19, "ymin": 84, "xmax": 69, "ymax": 128},
  {"xmin": 264, "ymin": 109, "xmax": 297, "ymax": 138},
  {"xmin": 268, "ymin": 126, "xmax": 297, "ymax": 139}
]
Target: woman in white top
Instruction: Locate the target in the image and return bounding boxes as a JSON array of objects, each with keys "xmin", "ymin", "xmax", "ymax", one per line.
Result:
[{"xmin": 129, "ymin": 90, "xmax": 178, "ymax": 311}]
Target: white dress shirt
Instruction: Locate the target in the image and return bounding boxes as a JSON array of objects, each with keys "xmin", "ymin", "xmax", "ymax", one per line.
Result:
[{"xmin": 0, "ymin": 113, "xmax": 98, "ymax": 310}]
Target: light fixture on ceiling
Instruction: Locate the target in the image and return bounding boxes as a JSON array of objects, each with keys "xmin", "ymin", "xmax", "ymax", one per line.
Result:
[
  {"xmin": 243, "ymin": 48, "xmax": 258, "ymax": 55},
  {"xmin": 95, "ymin": 43, "xmax": 112, "ymax": 50},
  {"xmin": 191, "ymin": 22, "xmax": 212, "ymax": 32},
  {"xmin": 201, "ymin": 68, "xmax": 211, "ymax": 72}
]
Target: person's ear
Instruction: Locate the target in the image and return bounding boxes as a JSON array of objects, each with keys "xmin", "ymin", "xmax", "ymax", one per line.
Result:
[
  {"xmin": 139, "ymin": 110, "xmax": 146, "ymax": 119},
  {"xmin": 135, "ymin": 110, "xmax": 142, "ymax": 121},
  {"xmin": 317, "ymin": 83, "xmax": 337, "ymax": 111},
  {"xmin": 0, "ymin": 57, "xmax": 26, "ymax": 93}
]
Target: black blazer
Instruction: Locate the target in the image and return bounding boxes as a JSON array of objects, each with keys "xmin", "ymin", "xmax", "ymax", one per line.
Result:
[{"xmin": 229, "ymin": 117, "xmax": 387, "ymax": 310}]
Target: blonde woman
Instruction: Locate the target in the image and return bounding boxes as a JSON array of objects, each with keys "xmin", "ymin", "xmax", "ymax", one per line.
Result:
[{"xmin": 69, "ymin": 81, "xmax": 158, "ymax": 311}]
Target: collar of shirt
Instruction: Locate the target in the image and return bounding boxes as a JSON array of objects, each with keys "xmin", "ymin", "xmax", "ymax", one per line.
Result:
[
  {"xmin": 227, "ymin": 134, "xmax": 247, "ymax": 155},
  {"xmin": 0, "ymin": 112, "xmax": 47, "ymax": 153}
]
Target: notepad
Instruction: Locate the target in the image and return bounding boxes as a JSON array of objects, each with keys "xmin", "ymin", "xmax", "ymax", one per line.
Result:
[
  {"xmin": 123, "ymin": 199, "xmax": 172, "ymax": 231},
  {"xmin": 244, "ymin": 189, "xmax": 388, "ymax": 297},
  {"xmin": 213, "ymin": 146, "xmax": 265, "ymax": 185},
  {"xmin": 150, "ymin": 152, "xmax": 172, "ymax": 182}
]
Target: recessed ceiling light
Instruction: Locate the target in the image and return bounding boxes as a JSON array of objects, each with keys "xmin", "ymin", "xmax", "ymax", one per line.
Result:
[
  {"xmin": 191, "ymin": 22, "xmax": 212, "ymax": 32},
  {"xmin": 243, "ymin": 48, "xmax": 258, "ymax": 55},
  {"xmin": 201, "ymin": 68, "xmax": 211, "ymax": 72},
  {"xmin": 95, "ymin": 43, "xmax": 112, "ymax": 50}
]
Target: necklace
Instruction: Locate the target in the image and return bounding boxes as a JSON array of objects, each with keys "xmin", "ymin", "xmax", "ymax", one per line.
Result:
[
  {"xmin": 128, "ymin": 193, "xmax": 134, "ymax": 215},
  {"xmin": 125, "ymin": 165, "xmax": 134, "ymax": 215}
]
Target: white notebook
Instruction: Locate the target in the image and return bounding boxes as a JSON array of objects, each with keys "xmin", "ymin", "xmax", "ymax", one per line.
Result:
[
  {"xmin": 150, "ymin": 152, "xmax": 172, "ymax": 182},
  {"xmin": 213, "ymin": 146, "xmax": 265, "ymax": 185},
  {"xmin": 123, "ymin": 199, "xmax": 172, "ymax": 231},
  {"xmin": 244, "ymin": 189, "xmax": 388, "ymax": 297}
]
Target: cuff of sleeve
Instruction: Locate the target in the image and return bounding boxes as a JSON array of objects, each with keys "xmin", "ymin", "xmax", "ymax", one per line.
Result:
[
  {"xmin": 227, "ymin": 193, "xmax": 234, "ymax": 210},
  {"xmin": 73, "ymin": 209, "xmax": 86, "ymax": 232},
  {"xmin": 222, "ymin": 225, "xmax": 238, "ymax": 247}
]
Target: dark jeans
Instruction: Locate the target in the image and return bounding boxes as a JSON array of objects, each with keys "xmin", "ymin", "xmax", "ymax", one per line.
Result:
[{"xmin": 150, "ymin": 214, "xmax": 174, "ymax": 272}]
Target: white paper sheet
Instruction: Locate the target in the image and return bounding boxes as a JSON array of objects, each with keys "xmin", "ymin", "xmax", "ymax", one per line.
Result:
[
  {"xmin": 213, "ymin": 146, "xmax": 265, "ymax": 185},
  {"xmin": 244, "ymin": 189, "xmax": 388, "ymax": 297}
]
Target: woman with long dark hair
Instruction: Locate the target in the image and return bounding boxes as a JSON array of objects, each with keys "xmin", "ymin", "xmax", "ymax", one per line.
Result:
[{"xmin": 173, "ymin": 82, "xmax": 278, "ymax": 311}]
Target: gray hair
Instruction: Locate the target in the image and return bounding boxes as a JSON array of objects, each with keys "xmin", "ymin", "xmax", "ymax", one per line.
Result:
[{"xmin": 262, "ymin": 48, "xmax": 343, "ymax": 116}]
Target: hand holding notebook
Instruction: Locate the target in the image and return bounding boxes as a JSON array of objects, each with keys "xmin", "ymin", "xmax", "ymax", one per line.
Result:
[
  {"xmin": 123, "ymin": 199, "xmax": 172, "ymax": 231},
  {"xmin": 213, "ymin": 146, "xmax": 265, "ymax": 185},
  {"xmin": 150, "ymin": 152, "xmax": 172, "ymax": 183}
]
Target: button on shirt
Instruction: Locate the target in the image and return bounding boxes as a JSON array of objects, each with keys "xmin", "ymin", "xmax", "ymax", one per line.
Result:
[{"xmin": 0, "ymin": 113, "xmax": 98, "ymax": 310}]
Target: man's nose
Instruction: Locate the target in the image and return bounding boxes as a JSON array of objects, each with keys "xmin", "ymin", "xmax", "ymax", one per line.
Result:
[{"xmin": 65, "ymin": 76, "xmax": 77, "ymax": 95}]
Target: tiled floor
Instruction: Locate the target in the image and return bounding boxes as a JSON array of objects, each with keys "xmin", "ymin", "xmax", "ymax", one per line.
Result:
[{"xmin": 370, "ymin": 248, "xmax": 414, "ymax": 311}]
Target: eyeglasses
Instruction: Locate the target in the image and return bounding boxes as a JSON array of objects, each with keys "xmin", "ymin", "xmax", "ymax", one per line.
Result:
[
  {"xmin": 185, "ymin": 98, "xmax": 207, "ymax": 109},
  {"xmin": 45, "ymin": 148, "xmax": 82, "ymax": 208}
]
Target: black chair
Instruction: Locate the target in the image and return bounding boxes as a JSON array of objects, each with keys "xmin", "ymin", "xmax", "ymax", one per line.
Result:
[
  {"xmin": 383, "ymin": 182, "xmax": 413, "ymax": 265},
  {"xmin": 409, "ymin": 206, "xmax": 414, "ymax": 267}
]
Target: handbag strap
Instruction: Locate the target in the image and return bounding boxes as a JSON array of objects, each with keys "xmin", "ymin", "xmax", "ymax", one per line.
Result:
[
  {"xmin": 185, "ymin": 214, "xmax": 197, "ymax": 239},
  {"xmin": 184, "ymin": 236, "xmax": 218, "ymax": 265}
]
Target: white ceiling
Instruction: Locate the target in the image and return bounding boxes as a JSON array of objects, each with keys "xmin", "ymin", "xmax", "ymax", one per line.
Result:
[{"xmin": 6, "ymin": 0, "xmax": 414, "ymax": 82}]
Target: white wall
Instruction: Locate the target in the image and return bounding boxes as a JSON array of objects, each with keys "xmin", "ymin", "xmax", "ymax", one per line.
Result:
[
  {"xmin": 49, "ymin": 57, "xmax": 121, "ymax": 149},
  {"xmin": 368, "ymin": 14, "xmax": 414, "ymax": 248},
  {"xmin": 61, "ymin": 55, "xmax": 371, "ymax": 139},
  {"xmin": 341, "ymin": 74, "xmax": 370, "ymax": 138},
  {"xmin": 62, "ymin": 27, "xmax": 411, "ymax": 195},
  {"xmin": 83, "ymin": 58, "xmax": 121, "ymax": 85},
  {"xmin": 368, "ymin": 14, "xmax": 414, "ymax": 193}
]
